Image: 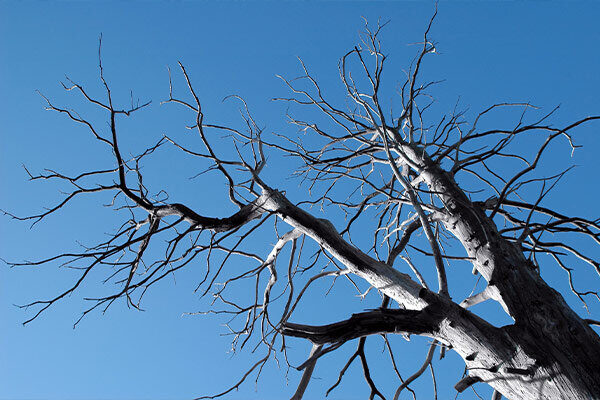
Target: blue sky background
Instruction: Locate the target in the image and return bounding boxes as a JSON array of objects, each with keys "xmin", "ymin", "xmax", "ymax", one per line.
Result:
[{"xmin": 1, "ymin": 2, "xmax": 599, "ymax": 400}]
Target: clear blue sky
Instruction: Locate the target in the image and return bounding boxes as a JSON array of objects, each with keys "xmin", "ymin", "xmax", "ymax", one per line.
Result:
[{"xmin": 1, "ymin": 2, "xmax": 599, "ymax": 400}]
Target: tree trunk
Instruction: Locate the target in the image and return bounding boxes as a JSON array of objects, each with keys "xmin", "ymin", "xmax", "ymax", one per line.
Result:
[
  {"xmin": 276, "ymin": 142, "xmax": 600, "ymax": 399},
  {"xmin": 422, "ymin": 148, "xmax": 600, "ymax": 399}
]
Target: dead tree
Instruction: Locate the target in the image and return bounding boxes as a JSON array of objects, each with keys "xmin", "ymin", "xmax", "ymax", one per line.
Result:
[{"xmin": 6, "ymin": 16, "xmax": 600, "ymax": 400}]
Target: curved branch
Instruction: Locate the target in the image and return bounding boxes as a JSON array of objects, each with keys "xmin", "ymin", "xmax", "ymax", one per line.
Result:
[{"xmin": 281, "ymin": 307, "xmax": 436, "ymax": 345}]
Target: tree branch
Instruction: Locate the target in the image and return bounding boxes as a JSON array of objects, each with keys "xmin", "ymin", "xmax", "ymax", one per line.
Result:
[{"xmin": 281, "ymin": 307, "xmax": 435, "ymax": 345}]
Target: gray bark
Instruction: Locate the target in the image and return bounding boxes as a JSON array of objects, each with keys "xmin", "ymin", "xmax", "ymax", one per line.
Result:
[{"xmin": 268, "ymin": 142, "xmax": 600, "ymax": 399}]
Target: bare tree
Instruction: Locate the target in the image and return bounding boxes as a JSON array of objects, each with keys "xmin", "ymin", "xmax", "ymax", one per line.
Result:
[{"xmin": 6, "ymin": 15, "xmax": 600, "ymax": 400}]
